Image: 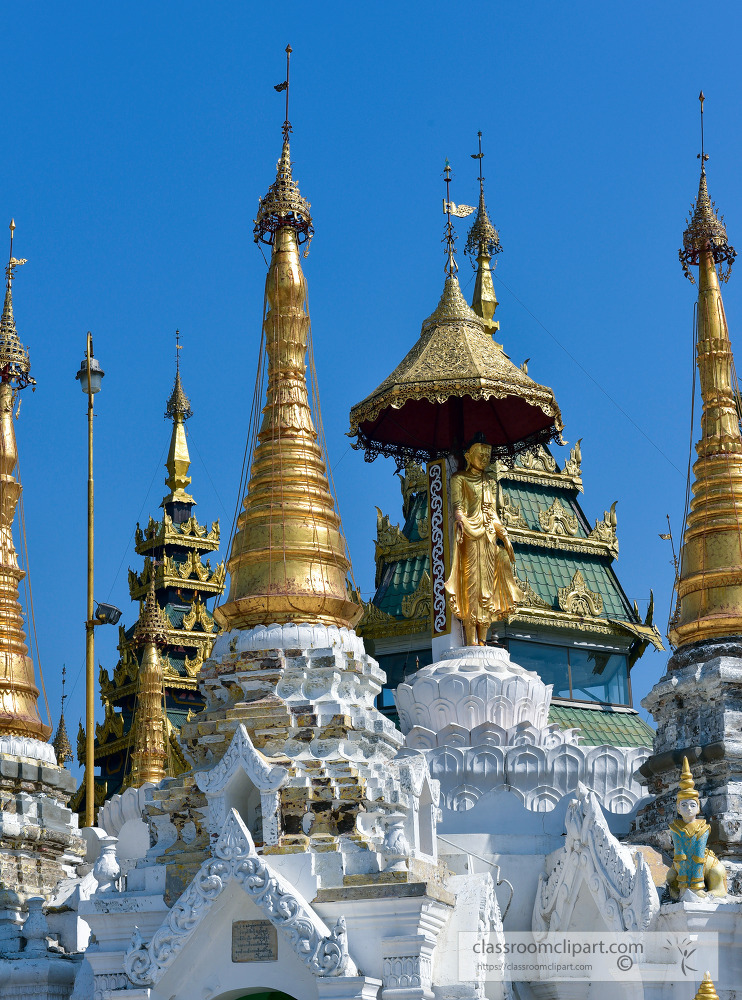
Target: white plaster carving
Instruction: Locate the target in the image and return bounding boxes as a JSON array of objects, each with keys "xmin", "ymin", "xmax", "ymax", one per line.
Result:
[
  {"xmin": 124, "ymin": 808, "xmax": 356, "ymax": 985},
  {"xmin": 0, "ymin": 736, "xmax": 57, "ymax": 764},
  {"xmin": 396, "ymin": 645, "xmax": 553, "ymax": 743},
  {"xmin": 427, "ymin": 742, "xmax": 650, "ymax": 814},
  {"xmin": 533, "ymin": 783, "xmax": 659, "ymax": 935},
  {"xmin": 194, "ymin": 724, "xmax": 288, "ymax": 844},
  {"xmin": 97, "ymin": 784, "xmax": 152, "ymax": 839}
]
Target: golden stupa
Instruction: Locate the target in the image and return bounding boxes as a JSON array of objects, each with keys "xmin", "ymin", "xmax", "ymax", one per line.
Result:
[
  {"xmin": 127, "ymin": 574, "xmax": 170, "ymax": 787},
  {"xmin": 0, "ymin": 221, "xmax": 50, "ymax": 741},
  {"xmin": 669, "ymin": 103, "xmax": 742, "ymax": 648},
  {"xmin": 215, "ymin": 104, "xmax": 361, "ymax": 632}
]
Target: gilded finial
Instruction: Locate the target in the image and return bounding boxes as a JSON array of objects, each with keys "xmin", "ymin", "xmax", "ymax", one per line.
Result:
[
  {"xmin": 441, "ymin": 161, "xmax": 475, "ymax": 278},
  {"xmin": 680, "ymin": 94, "xmax": 736, "ymax": 283},
  {"xmin": 51, "ymin": 665, "xmax": 73, "ymax": 767},
  {"xmin": 465, "ymin": 132, "xmax": 502, "ymax": 260},
  {"xmin": 165, "ymin": 330, "xmax": 192, "ymax": 421},
  {"xmin": 678, "ymin": 756, "xmax": 700, "ymax": 803},
  {"xmin": 694, "ymin": 972, "xmax": 720, "ymax": 1000},
  {"xmin": 0, "ymin": 220, "xmax": 34, "ymax": 390},
  {"xmin": 133, "ymin": 569, "xmax": 170, "ymax": 646},
  {"xmin": 255, "ymin": 46, "xmax": 313, "ymax": 251}
]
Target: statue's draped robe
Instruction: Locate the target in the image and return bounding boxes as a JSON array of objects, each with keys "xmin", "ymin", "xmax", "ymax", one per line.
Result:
[
  {"xmin": 670, "ymin": 817, "xmax": 710, "ymax": 892},
  {"xmin": 444, "ymin": 470, "xmax": 523, "ymax": 627}
]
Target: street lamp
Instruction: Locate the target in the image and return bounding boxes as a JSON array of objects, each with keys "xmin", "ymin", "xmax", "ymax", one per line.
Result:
[{"xmin": 75, "ymin": 332, "xmax": 109, "ymax": 828}]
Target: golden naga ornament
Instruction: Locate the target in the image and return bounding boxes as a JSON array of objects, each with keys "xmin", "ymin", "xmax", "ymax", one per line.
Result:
[
  {"xmin": 444, "ymin": 433, "xmax": 524, "ymax": 645},
  {"xmin": 0, "ymin": 222, "xmax": 49, "ymax": 741},
  {"xmin": 666, "ymin": 756, "xmax": 727, "ymax": 900},
  {"xmin": 216, "ymin": 84, "xmax": 360, "ymax": 632},
  {"xmin": 670, "ymin": 100, "xmax": 742, "ymax": 649}
]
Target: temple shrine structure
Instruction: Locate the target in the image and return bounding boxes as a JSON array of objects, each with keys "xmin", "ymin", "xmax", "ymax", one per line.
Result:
[{"xmin": 0, "ymin": 66, "xmax": 738, "ymax": 1000}]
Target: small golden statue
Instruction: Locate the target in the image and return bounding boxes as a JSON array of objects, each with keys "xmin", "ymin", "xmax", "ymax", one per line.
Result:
[
  {"xmin": 666, "ymin": 757, "xmax": 727, "ymax": 900},
  {"xmin": 445, "ymin": 433, "xmax": 523, "ymax": 646}
]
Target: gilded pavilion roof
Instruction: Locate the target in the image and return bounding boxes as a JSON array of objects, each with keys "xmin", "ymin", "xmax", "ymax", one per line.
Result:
[{"xmin": 349, "ymin": 275, "xmax": 563, "ymax": 462}]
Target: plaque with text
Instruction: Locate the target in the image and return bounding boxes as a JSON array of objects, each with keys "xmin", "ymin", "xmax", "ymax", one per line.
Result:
[{"xmin": 232, "ymin": 920, "xmax": 278, "ymax": 963}]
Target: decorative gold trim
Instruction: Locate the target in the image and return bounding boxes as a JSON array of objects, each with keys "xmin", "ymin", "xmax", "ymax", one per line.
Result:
[
  {"xmin": 557, "ymin": 570, "xmax": 604, "ymax": 617},
  {"xmin": 538, "ymin": 497, "xmax": 578, "ymax": 536},
  {"xmin": 401, "ymin": 570, "xmax": 432, "ymax": 619}
]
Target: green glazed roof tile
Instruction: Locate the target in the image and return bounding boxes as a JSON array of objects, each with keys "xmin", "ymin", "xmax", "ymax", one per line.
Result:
[
  {"xmin": 516, "ymin": 547, "xmax": 633, "ymax": 620},
  {"xmin": 375, "ymin": 552, "xmax": 429, "ymax": 617},
  {"xmin": 549, "ymin": 703, "xmax": 654, "ymax": 747},
  {"xmin": 502, "ymin": 480, "xmax": 589, "ymax": 536}
]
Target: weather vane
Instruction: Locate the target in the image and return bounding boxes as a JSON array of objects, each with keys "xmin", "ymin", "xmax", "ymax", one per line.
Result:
[
  {"xmin": 6, "ymin": 219, "xmax": 27, "ymax": 285},
  {"xmin": 442, "ymin": 160, "xmax": 475, "ymax": 277},
  {"xmin": 175, "ymin": 329, "xmax": 182, "ymax": 372},
  {"xmin": 274, "ymin": 44, "xmax": 292, "ymax": 141}
]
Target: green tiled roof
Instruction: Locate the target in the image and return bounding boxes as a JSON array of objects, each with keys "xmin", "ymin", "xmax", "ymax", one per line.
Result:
[
  {"xmin": 549, "ymin": 703, "xmax": 654, "ymax": 747},
  {"xmin": 517, "ymin": 546, "xmax": 633, "ymax": 619},
  {"xmin": 375, "ymin": 552, "xmax": 429, "ymax": 617},
  {"xmin": 403, "ymin": 490, "xmax": 428, "ymax": 542},
  {"xmin": 502, "ymin": 480, "xmax": 590, "ymax": 536}
]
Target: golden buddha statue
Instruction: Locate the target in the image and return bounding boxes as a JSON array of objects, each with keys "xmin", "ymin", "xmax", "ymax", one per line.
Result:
[
  {"xmin": 667, "ymin": 757, "xmax": 727, "ymax": 900},
  {"xmin": 444, "ymin": 432, "xmax": 523, "ymax": 646}
]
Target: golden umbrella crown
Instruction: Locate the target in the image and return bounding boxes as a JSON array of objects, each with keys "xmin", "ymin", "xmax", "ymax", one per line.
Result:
[{"xmin": 349, "ymin": 273, "xmax": 563, "ymax": 463}]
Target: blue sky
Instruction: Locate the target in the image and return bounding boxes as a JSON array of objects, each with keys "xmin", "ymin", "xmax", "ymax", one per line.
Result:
[{"xmin": 5, "ymin": 2, "xmax": 742, "ymax": 754}]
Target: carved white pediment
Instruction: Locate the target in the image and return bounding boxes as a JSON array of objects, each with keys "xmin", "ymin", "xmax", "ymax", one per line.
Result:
[
  {"xmin": 533, "ymin": 783, "xmax": 658, "ymax": 935},
  {"xmin": 195, "ymin": 724, "xmax": 287, "ymax": 794},
  {"xmin": 124, "ymin": 808, "xmax": 356, "ymax": 986},
  {"xmin": 195, "ymin": 724, "xmax": 288, "ymax": 846}
]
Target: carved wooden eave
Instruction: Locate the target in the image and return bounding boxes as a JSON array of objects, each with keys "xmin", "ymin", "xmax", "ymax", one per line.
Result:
[
  {"xmin": 95, "ymin": 703, "xmax": 125, "ymax": 746},
  {"xmin": 357, "ymin": 599, "xmax": 430, "ymax": 640},
  {"xmin": 495, "ymin": 443, "xmax": 583, "ymax": 493},
  {"xmin": 505, "ymin": 524, "xmax": 620, "ymax": 559},
  {"xmin": 128, "ymin": 557, "xmax": 226, "ymax": 601},
  {"xmin": 135, "ymin": 513, "xmax": 220, "ymax": 555}
]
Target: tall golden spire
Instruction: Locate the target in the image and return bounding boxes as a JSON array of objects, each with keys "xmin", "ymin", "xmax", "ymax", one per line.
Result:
[
  {"xmin": 0, "ymin": 221, "xmax": 49, "ymax": 740},
  {"xmin": 466, "ymin": 132, "xmax": 502, "ymax": 333},
  {"xmin": 669, "ymin": 94, "xmax": 742, "ymax": 648},
  {"xmin": 216, "ymin": 49, "xmax": 361, "ymax": 632},
  {"xmin": 162, "ymin": 330, "xmax": 194, "ymax": 507},
  {"xmin": 128, "ymin": 573, "xmax": 169, "ymax": 786}
]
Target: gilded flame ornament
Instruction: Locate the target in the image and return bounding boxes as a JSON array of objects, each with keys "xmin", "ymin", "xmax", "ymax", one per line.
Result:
[
  {"xmin": 444, "ymin": 434, "xmax": 523, "ymax": 645},
  {"xmin": 669, "ymin": 107, "xmax": 742, "ymax": 649},
  {"xmin": 216, "ymin": 100, "xmax": 360, "ymax": 631},
  {"xmin": 0, "ymin": 222, "xmax": 49, "ymax": 741}
]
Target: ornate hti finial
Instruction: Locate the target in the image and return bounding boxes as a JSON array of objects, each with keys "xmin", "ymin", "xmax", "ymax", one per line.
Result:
[
  {"xmin": 465, "ymin": 132, "xmax": 502, "ymax": 260},
  {"xmin": 680, "ymin": 93, "xmax": 736, "ymax": 283},
  {"xmin": 254, "ymin": 45, "xmax": 313, "ymax": 251},
  {"xmin": 51, "ymin": 666, "xmax": 73, "ymax": 767},
  {"xmin": 465, "ymin": 132, "xmax": 502, "ymax": 331},
  {"xmin": 441, "ymin": 161, "xmax": 475, "ymax": 279},
  {"xmin": 694, "ymin": 972, "xmax": 720, "ymax": 1000},
  {"xmin": 0, "ymin": 220, "xmax": 34, "ymax": 390},
  {"xmin": 677, "ymin": 756, "xmax": 699, "ymax": 803},
  {"xmin": 163, "ymin": 332, "xmax": 194, "ymax": 506},
  {"xmin": 165, "ymin": 330, "xmax": 192, "ymax": 421}
]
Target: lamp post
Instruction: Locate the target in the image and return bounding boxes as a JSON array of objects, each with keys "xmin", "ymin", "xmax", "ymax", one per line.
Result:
[{"xmin": 76, "ymin": 333, "xmax": 104, "ymax": 827}]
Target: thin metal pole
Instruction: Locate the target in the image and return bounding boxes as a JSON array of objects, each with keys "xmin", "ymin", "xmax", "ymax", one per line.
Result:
[{"xmin": 85, "ymin": 331, "xmax": 95, "ymax": 828}]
